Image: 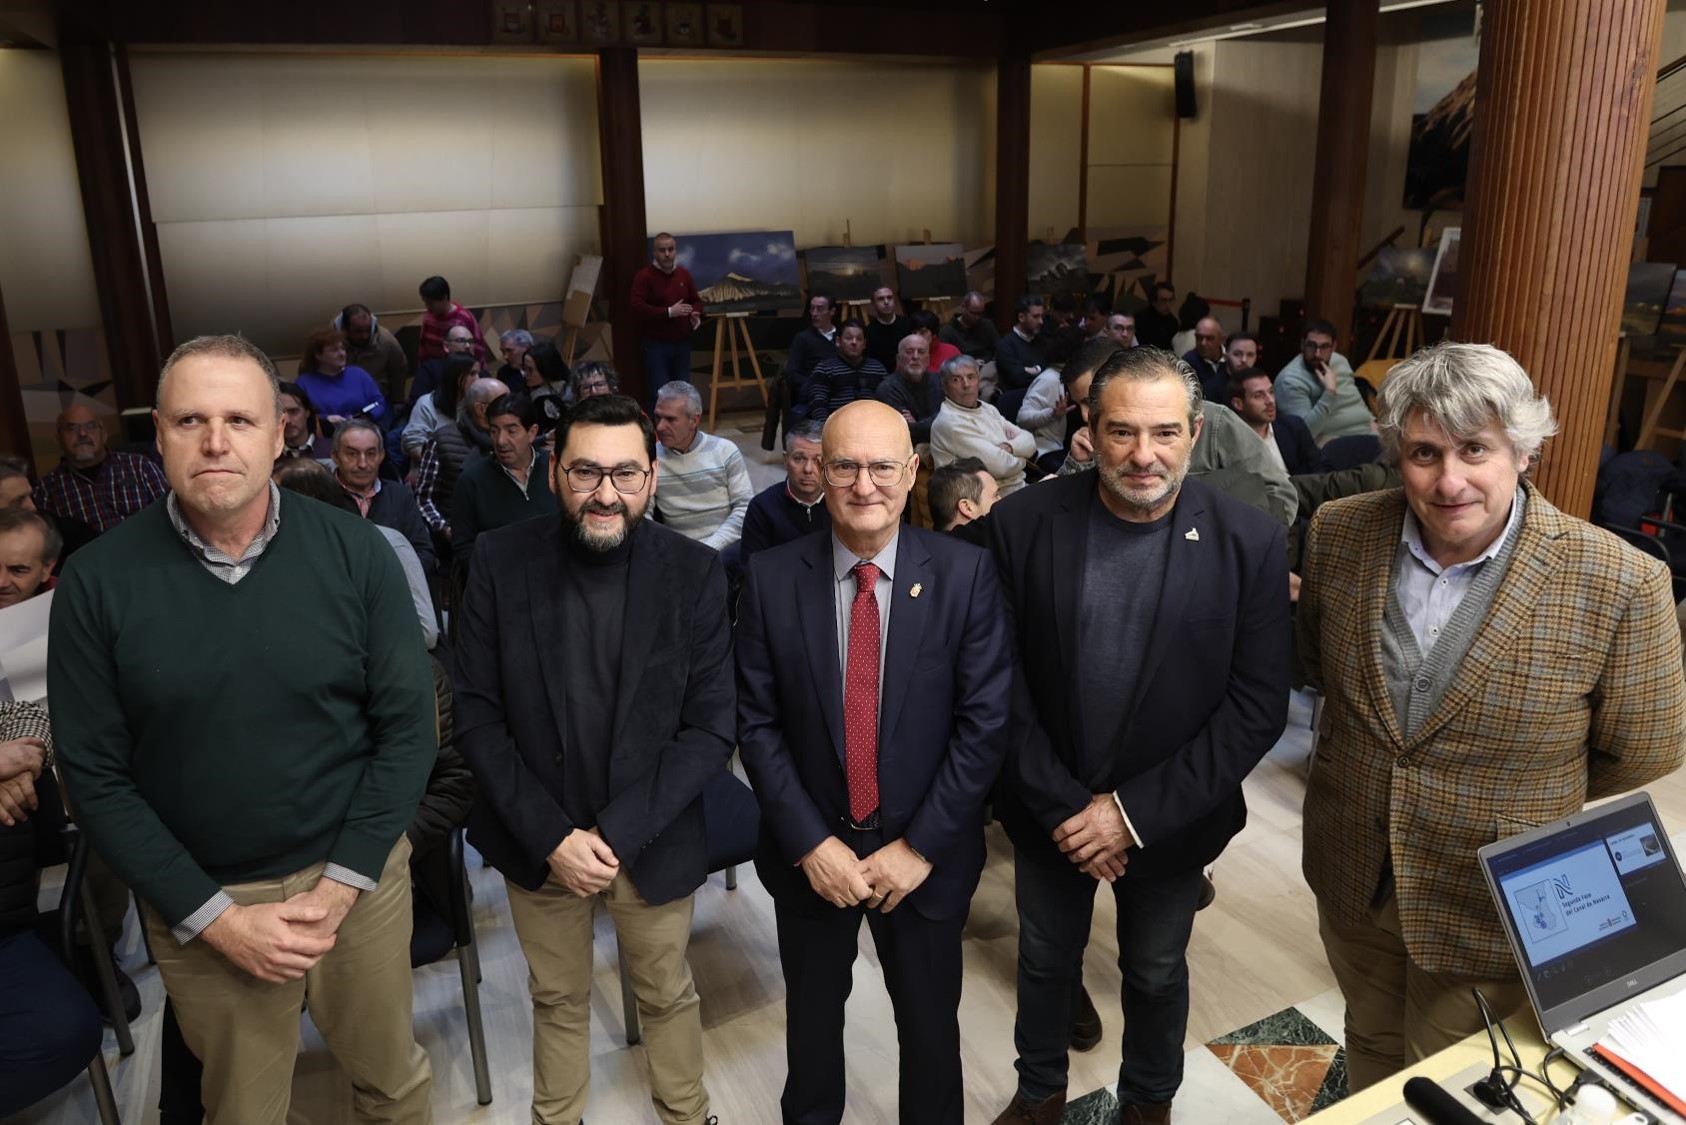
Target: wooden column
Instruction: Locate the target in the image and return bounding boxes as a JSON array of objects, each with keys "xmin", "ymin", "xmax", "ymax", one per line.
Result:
[
  {"xmin": 0, "ymin": 278, "xmax": 27, "ymax": 459},
  {"xmin": 1453, "ymin": 0, "xmax": 1665, "ymax": 517},
  {"xmin": 994, "ymin": 49, "xmax": 1032, "ymax": 330},
  {"xmin": 595, "ymin": 48, "xmax": 650, "ymax": 405},
  {"xmin": 1302, "ymin": 0, "xmax": 1378, "ymax": 347},
  {"xmin": 59, "ymin": 38, "xmax": 160, "ymax": 411}
]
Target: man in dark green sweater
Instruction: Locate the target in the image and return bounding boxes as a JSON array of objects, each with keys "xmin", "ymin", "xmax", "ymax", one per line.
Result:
[{"xmin": 50, "ymin": 334, "xmax": 437, "ymax": 1125}]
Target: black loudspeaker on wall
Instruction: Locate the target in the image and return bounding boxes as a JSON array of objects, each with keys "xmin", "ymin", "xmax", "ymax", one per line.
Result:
[{"xmin": 1174, "ymin": 50, "xmax": 1197, "ymax": 118}]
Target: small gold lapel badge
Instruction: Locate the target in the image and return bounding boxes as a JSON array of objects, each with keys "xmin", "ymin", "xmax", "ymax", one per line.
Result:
[
  {"xmin": 910, "ymin": 583, "xmax": 924, "ymax": 598},
  {"xmin": 1184, "ymin": 527, "xmax": 1200, "ymax": 542}
]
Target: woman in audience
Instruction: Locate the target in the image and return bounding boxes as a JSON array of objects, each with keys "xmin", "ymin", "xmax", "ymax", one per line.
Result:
[
  {"xmin": 402, "ymin": 353, "xmax": 479, "ymax": 461},
  {"xmin": 295, "ymin": 327, "xmax": 390, "ymax": 427},
  {"xmin": 520, "ymin": 338, "xmax": 570, "ymax": 436}
]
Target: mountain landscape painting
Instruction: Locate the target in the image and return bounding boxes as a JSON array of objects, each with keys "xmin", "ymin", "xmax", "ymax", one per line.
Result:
[
  {"xmin": 1404, "ymin": 12, "xmax": 1478, "ymax": 212},
  {"xmin": 802, "ymin": 245, "xmax": 886, "ymax": 303},
  {"xmin": 660, "ymin": 231, "xmax": 803, "ymax": 314},
  {"xmin": 1358, "ymin": 247, "xmax": 1437, "ymax": 308},
  {"xmin": 894, "ymin": 243, "xmax": 968, "ymax": 300}
]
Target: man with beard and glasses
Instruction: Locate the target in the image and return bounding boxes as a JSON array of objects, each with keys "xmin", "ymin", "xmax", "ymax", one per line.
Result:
[
  {"xmin": 985, "ymin": 346, "xmax": 1291, "ymax": 1125},
  {"xmin": 33, "ymin": 404, "xmax": 168, "ymax": 534},
  {"xmin": 454, "ymin": 393, "xmax": 734, "ymax": 1125}
]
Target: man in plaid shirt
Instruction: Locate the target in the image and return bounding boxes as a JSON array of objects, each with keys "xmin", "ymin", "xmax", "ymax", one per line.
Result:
[{"xmin": 33, "ymin": 405, "xmax": 168, "ymax": 534}]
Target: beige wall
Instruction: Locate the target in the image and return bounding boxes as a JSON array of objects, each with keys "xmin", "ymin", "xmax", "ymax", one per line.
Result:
[
  {"xmin": 640, "ymin": 58, "xmax": 997, "ymax": 249},
  {"xmin": 128, "ymin": 52, "xmax": 603, "ymax": 356},
  {"xmin": 0, "ymin": 50, "xmax": 101, "ymax": 333}
]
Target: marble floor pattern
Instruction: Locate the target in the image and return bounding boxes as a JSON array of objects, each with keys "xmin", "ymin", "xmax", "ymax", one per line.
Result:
[{"xmin": 15, "ymin": 416, "xmax": 1686, "ymax": 1124}]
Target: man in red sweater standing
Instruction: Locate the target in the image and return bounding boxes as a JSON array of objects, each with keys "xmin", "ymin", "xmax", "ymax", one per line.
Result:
[
  {"xmin": 417, "ymin": 275, "xmax": 487, "ymax": 364},
  {"xmin": 631, "ymin": 232, "xmax": 705, "ymax": 400}
]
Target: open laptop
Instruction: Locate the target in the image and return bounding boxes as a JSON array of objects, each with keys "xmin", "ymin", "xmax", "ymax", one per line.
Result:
[{"xmin": 1479, "ymin": 791, "xmax": 1686, "ymax": 1124}]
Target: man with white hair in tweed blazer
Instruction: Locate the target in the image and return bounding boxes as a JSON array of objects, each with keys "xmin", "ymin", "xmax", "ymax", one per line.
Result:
[{"xmin": 1297, "ymin": 340, "xmax": 1686, "ymax": 1092}]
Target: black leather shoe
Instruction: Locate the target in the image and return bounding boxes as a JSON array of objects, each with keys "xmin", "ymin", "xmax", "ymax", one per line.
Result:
[
  {"xmin": 989, "ymin": 1090, "xmax": 1066, "ymax": 1125},
  {"xmin": 1197, "ymin": 872, "xmax": 1216, "ymax": 911},
  {"xmin": 1070, "ymin": 983, "xmax": 1102, "ymax": 1051}
]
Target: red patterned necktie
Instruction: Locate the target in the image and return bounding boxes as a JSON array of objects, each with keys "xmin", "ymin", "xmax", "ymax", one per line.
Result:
[{"xmin": 844, "ymin": 561, "xmax": 881, "ymax": 822}]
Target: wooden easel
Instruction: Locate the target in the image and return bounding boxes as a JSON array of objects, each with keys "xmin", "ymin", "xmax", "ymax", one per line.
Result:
[
  {"xmin": 707, "ymin": 313, "xmax": 769, "ymax": 430},
  {"xmin": 1635, "ymin": 341, "xmax": 1686, "ymax": 452},
  {"xmin": 1605, "ymin": 335, "xmax": 1632, "ymax": 448},
  {"xmin": 1366, "ymin": 304, "xmax": 1425, "ymax": 365}
]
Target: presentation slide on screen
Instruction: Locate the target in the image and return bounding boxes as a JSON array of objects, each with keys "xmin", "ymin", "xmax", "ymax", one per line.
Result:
[
  {"xmin": 1500, "ymin": 841, "xmax": 1637, "ymax": 968},
  {"xmin": 1607, "ymin": 822, "xmax": 1669, "ymax": 876}
]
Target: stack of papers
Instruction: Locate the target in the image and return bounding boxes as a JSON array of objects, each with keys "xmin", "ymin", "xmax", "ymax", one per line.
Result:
[
  {"xmin": 0, "ymin": 589, "xmax": 52, "ymax": 704},
  {"xmin": 1596, "ymin": 989, "xmax": 1686, "ymax": 1115}
]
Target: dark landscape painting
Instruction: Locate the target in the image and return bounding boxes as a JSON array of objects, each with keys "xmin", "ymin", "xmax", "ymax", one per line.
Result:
[
  {"xmin": 659, "ymin": 231, "xmax": 803, "ymax": 314},
  {"xmin": 1623, "ymin": 262, "xmax": 1677, "ymax": 338},
  {"xmin": 1403, "ymin": 13, "xmax": 1479, "ymax": 212},
  {"xmin": 1026, "ymin": 240, "xmax": 1090, "ymax": 298},
  {"xmin": 894, "ymin": 243, "xmax": 968, "ymax": 300},
  {"xmin": 1657, "ymin": 270, "xmax": 1686, "ymax": 345},
  {"xmin": 1358, "ymin": 247, "xmax": 1437, "ymax": 309},
  {"xmin": 802, "ymin": 245, "xmax": 886, "ymax": 303}
]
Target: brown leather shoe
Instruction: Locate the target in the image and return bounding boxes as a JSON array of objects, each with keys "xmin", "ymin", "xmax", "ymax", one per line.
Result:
[
  {"xmin": 1120, "ymin": 1102, "xmax": 1172, "ymax": 1125},
  {"xmin": 988, "ymin": 1090, "xmax": 1066, "ymax": 1125}
]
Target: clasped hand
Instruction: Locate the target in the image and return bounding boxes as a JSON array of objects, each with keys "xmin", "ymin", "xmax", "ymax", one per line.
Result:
[
  {"xmin": 547, "ymin": 827, "xmax": 620, "ymax": 897},
  {"xmin": 800, "ymin": 836, "xmax": 932, "ymax": 913},
  {"xmin": 0, "ymin": 737, "xmax": 45, "ymax": 826},
  {"xmin": 1053, "ymin": 794, "xmax": 1134, "ymax": 882},
  {"xmin": 202, "ymin": 877, "xmax": 360, "ymax": 984}
]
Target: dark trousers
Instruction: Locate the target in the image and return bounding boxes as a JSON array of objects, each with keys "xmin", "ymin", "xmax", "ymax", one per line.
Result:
[
  {"xmin": 0, "ymin": 926, "xmax": 104, "ymax": 1116},
  {"xmin": 1012, "ymin": 842, "xmax": 1206, "ymax": 1107},
  {"xmin": 772, "ymin": 826, "xmax": 966, "ymax": 1125},
  {"xmin": 642, "ymin": 340, "xmax": 694, "ymax": 398}
]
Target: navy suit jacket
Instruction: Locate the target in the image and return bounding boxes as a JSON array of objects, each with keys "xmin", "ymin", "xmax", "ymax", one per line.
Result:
[
  {"xmin": 452, "ymin": 516, "xmax": 736, "ymax": 904},
  {"xmin": 987, "ymin": 473, "xmax": 1292, "ymax": 876},
  {"xmin": 736, "ymin": 526, "xmax": 1011, "ymax": 920},
  {"xmin": 1272, "ymin": 413, "xmax": 1323, "ymax": 475}
]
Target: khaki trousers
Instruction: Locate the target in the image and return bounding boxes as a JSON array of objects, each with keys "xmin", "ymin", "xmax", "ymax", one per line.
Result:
[
  {"xmin": 1317, "ymin": 890, "xmax": 1530, "ymax": 1092},
  {"xmin": 145, "ymin": 838, "xmax": 432, "ymax": 1125},
  {"xmin": 505, "ymin": 869, "xmax": 708, "ymax": 1125}
]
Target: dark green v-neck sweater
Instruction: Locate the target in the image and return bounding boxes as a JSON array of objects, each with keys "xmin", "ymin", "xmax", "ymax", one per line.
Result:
[{"xmin": 49, "ymin": 493, "xmax": 436, "ymax": 927}]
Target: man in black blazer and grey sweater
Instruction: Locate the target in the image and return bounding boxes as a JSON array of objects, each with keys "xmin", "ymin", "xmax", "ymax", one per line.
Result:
[
  {"xmin": 985, "ymin": 347, "xmax": 1291, "ymax": 1125},
  {"xmin": 454, "ymin": 394, "xmax": 735, "ymax": 1125}
]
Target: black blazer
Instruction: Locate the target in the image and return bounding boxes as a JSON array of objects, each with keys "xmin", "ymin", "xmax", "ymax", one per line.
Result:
[
  {"xmin": 736, "ymin": 527, "xmax": 1011, "ymax": 920},
  {"xmin": 1272, "ymin": 413, "xmax": 1323, "ymax": 476},
  {"xmin": 453, "ymin": 516, "xmax": 736, "ymax": 904},
  {"xmin": 987, "ymin": 473, "xmax": 1292, "ymax": 876}
]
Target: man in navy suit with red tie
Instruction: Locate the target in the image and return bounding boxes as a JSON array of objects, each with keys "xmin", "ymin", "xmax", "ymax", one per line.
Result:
[{"xmin": 737, "ymin": 399, "xmax": 1012, "ymax": 1125}]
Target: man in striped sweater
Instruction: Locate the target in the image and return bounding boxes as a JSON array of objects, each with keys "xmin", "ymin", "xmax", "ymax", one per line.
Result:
[
  {"xmin": 652, "ymin": 381, "xmax": 754, "ymax": 551},
  {"xmin": 807, "ymin": 320, "xmax": 888, "ymax": 425}
]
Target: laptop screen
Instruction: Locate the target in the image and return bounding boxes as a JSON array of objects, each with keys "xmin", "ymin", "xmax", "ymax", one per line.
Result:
[{"xmin": 1483, "ymin": 796, "xmax": 1686, "ymax": 1021}]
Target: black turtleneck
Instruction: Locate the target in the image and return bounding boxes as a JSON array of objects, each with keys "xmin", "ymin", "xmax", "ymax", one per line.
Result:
[{"xmin": 556, "ymin": 521, "xmax": 634, "ymax": 828}]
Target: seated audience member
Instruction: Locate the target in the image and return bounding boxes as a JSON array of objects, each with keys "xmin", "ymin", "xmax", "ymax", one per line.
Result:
[
  {"xmin": 864, "ymin": 285, "xmax": 912, "ymax": 371},
  {"xmin": 274, "ymin": 459, "xmax": 438, "ymax": 650},
  {"xmin": 1274, "ymin": 318, "xmax": 1374, "ymax": 442},
  {"xmin": 496, "ymin": 329, "xmax": 534, "ymax": 387},
  {"xmin": 1105, "ymin": 311, "xmax": 1138, "ymax": 349},
  {"xmin": 940, "ymin": 290, "xmax": 1000, "ymax": 361},
  {"xmin": 1135, "ymin": 281, "xmax": 1180, "ymax": 349},
  {"xmin": 654, "ymin": 381, "xmax": 753, "ymax": 550},
  {"xmin": 807, "ymin": 320, "xmax": 889, "ymax": 424},
  {"xmin": 417, "ymin": 274, "xmax": 487, "ymax": 363},
  {"xmin": 1060, "ymin": 347, "xmax": 1297, "ymax": 528},
  {"xmin": 571, "ymin": 360, "xmax": 619, "ymax": 401},
  {"xmin": 408, "ymin": 324, "xmax": 480, "ymax": 410},
  {"xmin": 995, "ymin": 294, "xmax": 1048, "ymax": 395},
  {"xmin": 928, "ymin": 456, "xmax": 999, "ymax": 537},
  {"xmin": 331, "ymin": 418, "xmax": 435, "ymax": 572},
  {"xmin": 930, "ymin": 355, "xmax": 1036, "ymax": 496},
  {"xmin": 450, "ymin": 392, "xmax": 559, "ymax": 569},
  {"xmin": 782, "ymin": 293, "xmax": 840, "ymax": 424},
  {"xmin": 1224, "ymin": 331, "xmax": 1261, "ymax": 380},
  {"xmin": 876, "ymin": 333, "xmax": 944, "ymax": 444},
  {"xmin": 33, "ymin": 405, "xmax": 168, "ymax": 533},
  {"xmin": 1042, "ymin": 290, "xmax": 1080, "ymax": 340},
  {"xmin": 741, "ymin": 419, "xmax": 828, "ymax": 561},
  {"xmin": 0, "ymin": 707, "xmax": 105, "ymax": 1121},
  {"xmin": 276, "ymin": 379, "xmax": 334, "ymax": 464},
  {"xmin": 913, "ymin": 308, "xmax": 962, "ymax": 371},
  {"xmin": 519, "ymin": 339, "xmax": 569, "ymax": 436},
  {"xmin": 296, "ymin": 327, "xmax": 389, "ymax": 427},
  {"xmin": 1017, "ymin": 331, "xmax": 1081, "ymax": 476},
  {"xmin": 1051, "ymin": 337, "xmax": 1122, "ymax": 475},
  {"xmin": 1231, "ymin": 368, "xmax": 1321, "ymax": 475},
  {"xmin": 1082, "ymin": 295, "xmax": 1111, "ymax": 340},
  {"xmin": 332, "ymin": 303, "xmax": 410, "ymax": 404},
  {"xmin": 0, "ymin": 457, "xmax": 93, "ymax": 566},
  {"xmin": 404, "ymin": 353, "xmax": 481, "ymax": 461},
  {"xmin": 415, "ymin": 376, "xmax": 507, "ymax": 556},
  {"xmin": 0, "ymin": 509, "xmax": 60, "ymax": 610},
  {"xmin": 1182, "ymin": 316, "xmax": 1228, "ymax": 404}
]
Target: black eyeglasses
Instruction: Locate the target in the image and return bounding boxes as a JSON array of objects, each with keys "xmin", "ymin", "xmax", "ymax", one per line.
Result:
[
  {"xmin": 823, "ymin": 459, "xmax": 909, "ymax": 488},
  {"xmin": 563, "ymin": 464, "xmax": 651, "ymax": 494}
]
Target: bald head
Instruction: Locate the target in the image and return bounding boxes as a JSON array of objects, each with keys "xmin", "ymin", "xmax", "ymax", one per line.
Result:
[
  {"xmin": 466, "ymin": 378, "xmax": 509, "ymax": 407},
  {"xmin": 896, "ymin": 333, "xmax": 929, "ymax": 379},
  {"xmin": 57, "ymin": 403, "xmax": 109, "ymax": 468},
  {"xmin": 823, "ymin": 400, "xmax": 914, "ymax": 461},
  {"xmin": 1194, "ymin": 316, "xmax": 1223, "ymax": 361}
]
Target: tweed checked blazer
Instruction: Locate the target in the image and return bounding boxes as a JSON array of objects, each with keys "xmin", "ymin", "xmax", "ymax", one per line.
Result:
[{"xmin": 1297, "ymin": 480, "xmax": 1686, "ymax": 977}]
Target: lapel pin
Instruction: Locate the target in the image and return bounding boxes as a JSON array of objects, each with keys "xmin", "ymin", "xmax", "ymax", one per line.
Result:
[
  {"xmin": 1184, "ymin": 527, "xmax": 1200, "ymax": 542},
  {"xmin": 910, "ymin": 583, "xmax": 923, "ymax": 598}
]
